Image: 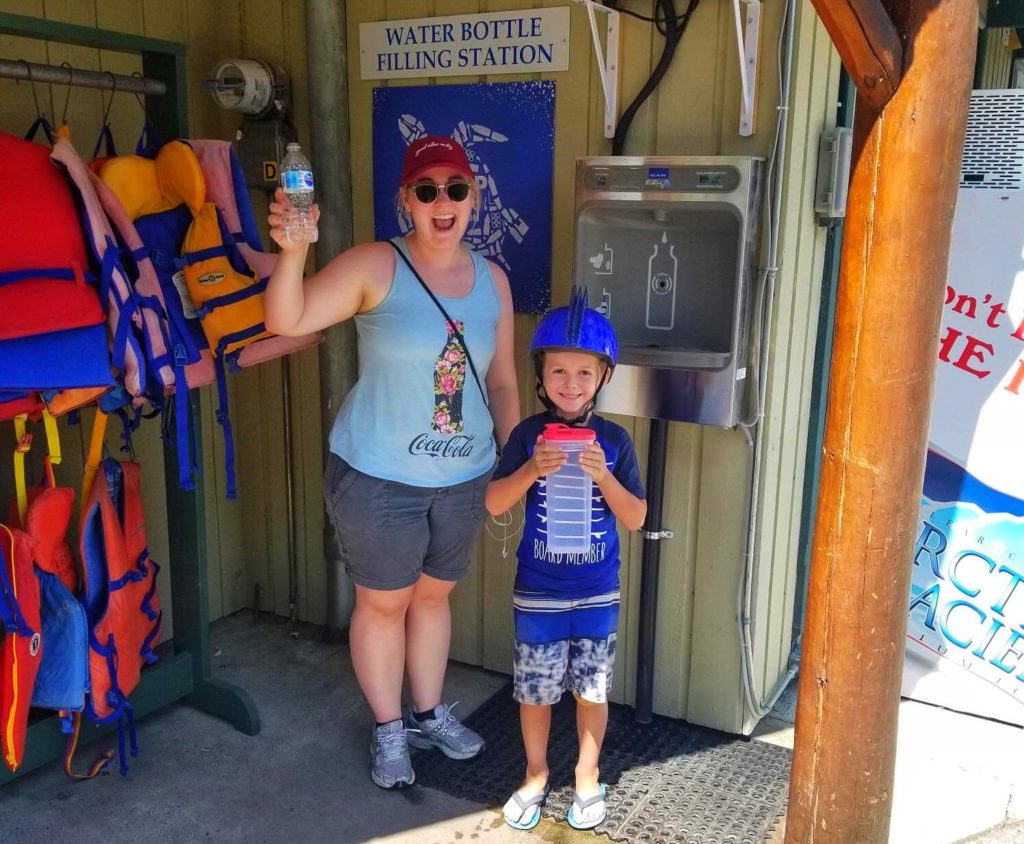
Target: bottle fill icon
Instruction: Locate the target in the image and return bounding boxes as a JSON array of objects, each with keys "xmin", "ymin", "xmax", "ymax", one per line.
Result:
[
  {"xmin": 646, "ymin": 232, "xmax": 677, "ymax": 331},
  {"xmin": 432, "ymin": 319, "xmax": 467, "ymax": 435}
]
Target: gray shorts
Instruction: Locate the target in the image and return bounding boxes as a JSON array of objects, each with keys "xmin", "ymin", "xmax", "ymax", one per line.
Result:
[{"xmin": 324, "ymin": 453, "xmax": 491, "ymax": 591}]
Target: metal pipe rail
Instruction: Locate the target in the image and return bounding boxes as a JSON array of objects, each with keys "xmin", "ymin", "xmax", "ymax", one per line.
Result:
[{"xmin": 0, "ymin": 57, "xmax": 165, "ymax": 96}]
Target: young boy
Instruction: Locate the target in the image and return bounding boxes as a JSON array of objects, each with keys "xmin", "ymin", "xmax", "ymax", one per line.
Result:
[{"xmin": 486, "ymin": 289, "xmax": 646, "ymax": 831}]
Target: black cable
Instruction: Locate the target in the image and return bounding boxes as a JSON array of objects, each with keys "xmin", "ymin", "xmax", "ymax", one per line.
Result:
[
  {"xmin": 609, "ymin": 0, "xmax": 701, "ymax": 156},
  {"xmin": 605, "ymin": 0, "xmax": 691, "ymax": 28}
]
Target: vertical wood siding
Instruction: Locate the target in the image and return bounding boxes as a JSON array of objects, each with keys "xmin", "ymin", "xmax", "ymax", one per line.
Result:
[
  {"xmin": 345, "ymin": 0, "xmax": 840, "ymax": 727},
  {"xmin": 1, "ymin": 0, "xmax": 841, "ymax": 727},
  {"xmin": 0, "ymin": 0, "xmax": 322, "ymax": 640},
  {"xmin": 980, "ymin": 28, "xmax": 1014, "ymax": 89}
]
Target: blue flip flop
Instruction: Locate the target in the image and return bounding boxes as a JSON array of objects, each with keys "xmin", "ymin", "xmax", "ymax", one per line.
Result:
[
  {"xmin": 503, "ymin": 783, "xmax": 550, "ymax": 831},
  {"xmin": 567, "ymin": 783, "xmax": 607, "ymax": 830}
]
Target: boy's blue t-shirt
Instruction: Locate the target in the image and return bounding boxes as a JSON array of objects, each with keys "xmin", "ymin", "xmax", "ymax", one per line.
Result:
[{"xmin": 493, "ymin": 412, "xmax": 645, "ymax": 598}]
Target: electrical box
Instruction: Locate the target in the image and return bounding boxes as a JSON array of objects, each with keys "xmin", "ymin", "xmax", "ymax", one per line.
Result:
[
  {"xmin": 235, "ymin": 118, "xmax": 295, "ymax": 191},
  {"xmin": 814, "ymin": 127, "xmax": 852, "ymax": 224},
  {"xmin": 205, "ymin": 58, "xmax": 295, "ymax": 191},
  {"xmin": 574, "ymin": 156, "xmax": 765, "ymax": 427}
]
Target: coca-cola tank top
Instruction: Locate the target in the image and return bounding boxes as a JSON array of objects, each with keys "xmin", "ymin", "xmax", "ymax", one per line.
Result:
[{"xmin": 328, "ymin": 238, "xmax": 499, "ymax": 486}]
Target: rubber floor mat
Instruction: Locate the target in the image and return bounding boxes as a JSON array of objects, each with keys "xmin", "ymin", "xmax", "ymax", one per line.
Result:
[{"xmin": 414, "ymin": 683, "xmax": 790, "ymax": 843}]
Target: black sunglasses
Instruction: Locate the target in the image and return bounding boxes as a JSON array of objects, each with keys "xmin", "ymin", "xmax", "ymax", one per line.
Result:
[{"xmin": 409, "ymin": 181, "xmax": 472, "ymax": 204}]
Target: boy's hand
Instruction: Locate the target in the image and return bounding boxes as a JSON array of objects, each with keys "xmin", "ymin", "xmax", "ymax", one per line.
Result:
[
  {"xmin": 529, "ymin": 434, "xmax": 567, "ymax": 477},
  {"xmin": 578, "ymin": 441, "xmax": 609, "ymax": 484}
]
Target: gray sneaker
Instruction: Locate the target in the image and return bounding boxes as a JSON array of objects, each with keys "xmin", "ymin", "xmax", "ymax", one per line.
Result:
[
  {"xmin": 370, "ymin": 719, "xmax": 416, "ymax": 789},
  {"xmin": 405, "ymin": 702, "xmax": 485, "ymax": 760}
]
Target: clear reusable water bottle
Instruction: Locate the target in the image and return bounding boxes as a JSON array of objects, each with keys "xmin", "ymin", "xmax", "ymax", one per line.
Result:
[
  {"xmin": 280, "ymin": 141, "xmax": 318, "ymax": 244},
  {"xmin": 543, "ymin": 424, "xmax": 597, "ymax": 555}
]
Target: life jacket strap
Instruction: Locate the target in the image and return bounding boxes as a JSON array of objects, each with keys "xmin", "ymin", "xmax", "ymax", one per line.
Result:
[
  {"xmin": 213, "ymin": 356, "xmax": 237, "ymax": 500},
  {"xmin": 0, "ymin": 266, "xmax": 86, "ymax": 288},
  {"xmin": 140, "ymin": 610, "xmax": 163, "ymax": 666},
  {"xmin": 174, "ymin": 244, "xmax": 230, "ymax": 268},
  {"xmin": 61, "ymin": 711, "xmax": 114, "ymax": 780},
  {"xmin": 92, "ymin": 123, "xmax": 116, "ymax": 161},
  {"xmin": 42, "ymin": 408, "xmax": 61, "ymax": 467},
  {"xmin": 13, "ymin": 414, "xmax": 30, "ymax": 527},
  {"xmin": 171, "ymin": 349, "xmax": 197, "ymax": 492},
  {"xmin": 112, "ymin": 405, "xmax": 142, "ymax": 461},
  {"xmin": 24, "ymin": 116, "xmax": 53, "ymax": 142},
  {"xmin": 194, "ymin": 277, "xmax": 267, "ymax": 319},
  {"xmin": 81, "ymin": 410, "xmax": 108, "ymax": 521},
  {"xmin": 140, "ymin": 556, "xmax": 161, "ymax": 624}
]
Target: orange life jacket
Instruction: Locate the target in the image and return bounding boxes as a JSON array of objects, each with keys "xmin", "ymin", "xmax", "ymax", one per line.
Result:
[{"xmin": 78, "ymin": 458, "xmax": 161, "ymax": 774}]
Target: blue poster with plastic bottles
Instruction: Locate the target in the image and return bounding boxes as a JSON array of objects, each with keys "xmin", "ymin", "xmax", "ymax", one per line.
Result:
[{"xmin": 371, "ymin": 81, "xmax": 555, "ymax": 314}]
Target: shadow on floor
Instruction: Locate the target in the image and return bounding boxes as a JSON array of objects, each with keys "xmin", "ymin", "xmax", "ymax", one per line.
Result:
[{"xmin": 2, "ymin": 613, "xmax": 510, "ymax": 844}]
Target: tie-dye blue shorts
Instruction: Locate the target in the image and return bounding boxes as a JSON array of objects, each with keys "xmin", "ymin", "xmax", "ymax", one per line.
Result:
[{"xmin": 512, "ymin": 589, "xmax": 620, "ymax": 705}]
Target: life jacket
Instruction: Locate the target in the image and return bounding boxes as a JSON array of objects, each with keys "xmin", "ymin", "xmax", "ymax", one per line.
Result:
[
  {"xmin": 49, "ymin": 133, "xmax": 146, "ymax": 401},
  {"xmin": 6, "ymin": 460, "xmax": 88, "ymax": 727},
  {"xmin": 95, "ymin": 184, "xmax": 205, "ymax": 489},
  {"xmin": 186, "ymin": 140, "xmax": 321, "ymax": 496},
  {"xmin": 190, "ymin": 139, "xmax": 321, "ymax": 371},
  {"xmin": 0, "ymin": 524, "xmax": 42, "ymax": 772},
  {"xmin": 78, "ymin": 457, "xmax": 161, "ymax": 775},
  {"xmin": 0, "ymin": 387, "xmax": 111, "ymax": 426},
  {"xmin": 0, "ymin": 127, "xmax": 113, "ymax": 397},
  {"xmin": 170, "ymin": 144, "xmax": 275, "ymax": 501},
  {"xmin": 32, "ymin": 566, "xmax": 88, "ymax": 725},
  {"xmin": 98, "ymin": 138, "xmax": 320, "ymax": 497},
  {"xmin": 0, "ymin": 392, "xmax": 41, "ymax": 423},
  {"xmin": 9, "ymin": 460, "xmax": 78, "ymax": 595},
  {"xmin": 98, "ymin": 142, "xmax": 212, "ymax": 491}
]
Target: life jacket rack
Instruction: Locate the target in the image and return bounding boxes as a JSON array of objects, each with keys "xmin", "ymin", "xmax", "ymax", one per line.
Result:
[{"xmin": 0, "ymin": 17, "xmax": 261, "ymax": 787}]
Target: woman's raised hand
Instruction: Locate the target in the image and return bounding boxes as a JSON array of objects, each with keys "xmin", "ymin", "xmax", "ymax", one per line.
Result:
[{"xmin": 268, "ymin": 186, "xmax": 320, "ymax": 251}]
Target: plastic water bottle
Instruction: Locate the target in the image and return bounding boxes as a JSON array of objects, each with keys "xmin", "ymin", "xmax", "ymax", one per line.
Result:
[
  {"xmin": 543, "ymin": 424, "xmax": 596, "ymax": 555},
  {"xmin": 280, "ymin": 141, "xmax": 318, "ymax": 244}
]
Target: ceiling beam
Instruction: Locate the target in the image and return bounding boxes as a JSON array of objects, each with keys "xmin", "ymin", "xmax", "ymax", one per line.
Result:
[{"xmin": 810, "ymin": 0, "xmax": 903, "ymax": 109}]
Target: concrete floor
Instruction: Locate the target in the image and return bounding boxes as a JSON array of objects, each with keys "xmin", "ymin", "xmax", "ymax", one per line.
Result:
[
  {"xmin": 749, "ymin": 677, "xmax": 1024, "ymax": 844},
  {"xmin": 3, "ymin": 612, "xmax": 1023, "ymax": 844},
  {"xmin": 1, "ymin": 613, "xmax": 606, "ymax": 844}
]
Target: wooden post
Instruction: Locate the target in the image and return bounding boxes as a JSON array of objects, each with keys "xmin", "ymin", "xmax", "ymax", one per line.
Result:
[{"xmin": 786, "ymin": 2, "xmax": 977, "ymax": 842}]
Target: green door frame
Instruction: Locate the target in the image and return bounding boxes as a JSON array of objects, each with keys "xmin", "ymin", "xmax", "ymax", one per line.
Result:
[
  {"xmin": 0, "ymin": 11, "xmax": 258, "ymax": 786},
  {"xmin": 792, "ymin": 70, "xmax": 856, "ymax": 639}
]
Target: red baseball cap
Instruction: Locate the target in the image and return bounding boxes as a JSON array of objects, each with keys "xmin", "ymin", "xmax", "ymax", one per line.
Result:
[{"xmin": 400, "ymin": 135, "xmax": 473, "ymax": 184}]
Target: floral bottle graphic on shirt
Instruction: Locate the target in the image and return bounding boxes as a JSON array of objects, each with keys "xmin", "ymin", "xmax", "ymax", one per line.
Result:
[{"xmin": 432, "ymin": 319, "xmax": 467, "ymax": 434}]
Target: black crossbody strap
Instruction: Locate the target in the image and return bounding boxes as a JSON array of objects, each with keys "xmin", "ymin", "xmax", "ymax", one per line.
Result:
[{"xmin": 389, "ymin": 240, "xmax": 489, "ymax": 409}]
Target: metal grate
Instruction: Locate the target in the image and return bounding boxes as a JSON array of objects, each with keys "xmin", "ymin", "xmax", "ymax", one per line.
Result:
[
  {"xmin": 415, "ymin": 684, "xmax": 791, "ymax": 843},
  {"xmin": 960, "ymin": 90, "xmax": 1024, "ymax": 191}
]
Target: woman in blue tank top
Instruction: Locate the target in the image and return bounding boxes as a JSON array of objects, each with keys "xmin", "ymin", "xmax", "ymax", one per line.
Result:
[{"xmin": 266, "ymin": 136, "xmax": 519, "ymax": 789}]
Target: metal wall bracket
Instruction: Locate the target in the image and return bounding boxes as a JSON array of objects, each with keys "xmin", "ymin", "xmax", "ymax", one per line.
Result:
[
  {"xmin": 732, "ymin": 0, "xmax": 762, "ymax": 136},
  {"xmin": 572, "ymin": 0, "xmax": 620, "ymax": 139},
  {"xmin": 643, "ymin": 529, "xmax": 675, "ymax": 540}
]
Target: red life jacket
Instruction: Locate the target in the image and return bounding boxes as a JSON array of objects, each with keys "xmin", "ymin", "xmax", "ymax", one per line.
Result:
[
  {"xmin": 78, "ymin": 458, "xmax": 162, "ymax": 774},
  {"xmin": 9, "ymin": 482, "xmax": 77, "ymax": 596},
  {"xmin": 0, "ymin": 130, "xmax": 103, "ymax": 341},
  {"xmin": 0, "ymin": 524, "xmax": 42, "ymax": 772},
  {"xmin": 0, "ymin": 128, "xmax": 114, "ymax": 416}
]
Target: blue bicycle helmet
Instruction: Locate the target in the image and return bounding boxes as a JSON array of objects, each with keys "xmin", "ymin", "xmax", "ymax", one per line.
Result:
[
  {"xmin": 530, "ymin": 287, "xmax": 618, "ymax": 365},
  {"xmin": 531, "ymin": 288, "xmax": 618, "ymax": 423}
]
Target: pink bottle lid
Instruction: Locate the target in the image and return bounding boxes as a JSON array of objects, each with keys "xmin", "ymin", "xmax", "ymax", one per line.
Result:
[{"xmin": 543, "ymin": 423, "xmax": 596, "ymax": 443}]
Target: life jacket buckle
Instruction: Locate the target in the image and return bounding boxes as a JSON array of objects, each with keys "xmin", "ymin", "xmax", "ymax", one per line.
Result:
[{"xmin": 15, "ymin": 431, "xmax": 32, "ymax": 454}]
